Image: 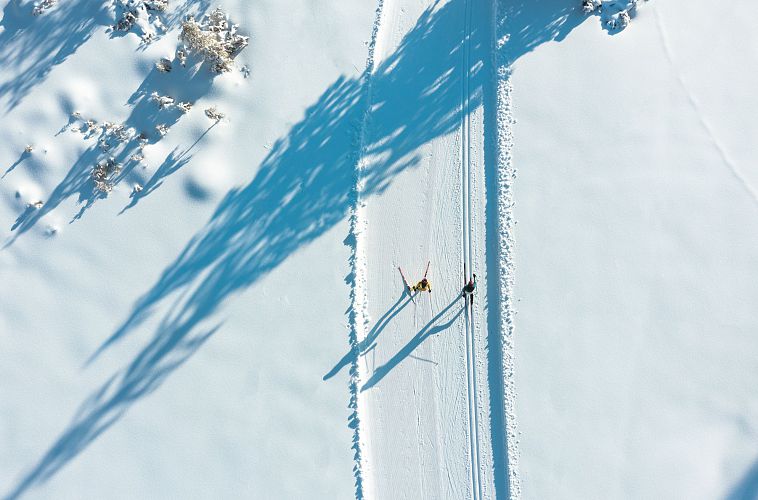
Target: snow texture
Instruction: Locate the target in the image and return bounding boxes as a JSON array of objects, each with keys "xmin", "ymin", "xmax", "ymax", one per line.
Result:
[{"xmin": 511, "ymin": 0, "xmax": 758, "ymax": 498}]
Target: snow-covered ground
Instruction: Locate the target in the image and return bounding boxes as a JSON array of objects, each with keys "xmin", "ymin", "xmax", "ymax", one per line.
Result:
[
  {"xmin": 3, "ymin": 0, "xmax": 758, "ymax": 498},
  {"xmin": 1, "ymin": 0, "xmax": 376, "ymax": 497},
  {"xmin": 510, "ymin": 0, "xmax": 758, "ymax": 498}
]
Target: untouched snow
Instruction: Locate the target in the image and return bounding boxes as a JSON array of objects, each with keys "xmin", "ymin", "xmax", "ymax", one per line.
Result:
[{"xmin": 510, "ymin": 0, "xmax": 758, "ymax": 498}]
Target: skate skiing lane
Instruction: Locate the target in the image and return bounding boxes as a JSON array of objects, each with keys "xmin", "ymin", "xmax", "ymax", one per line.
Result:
[{"xmin": 353, "ymin": 0, "xmax": 498, "ymax": 497}]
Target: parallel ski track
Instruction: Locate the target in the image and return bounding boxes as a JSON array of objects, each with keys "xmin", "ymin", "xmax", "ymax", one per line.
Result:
[{"xmin": 461, "ymin": 0, "xmax": 483, "ymax": 498}]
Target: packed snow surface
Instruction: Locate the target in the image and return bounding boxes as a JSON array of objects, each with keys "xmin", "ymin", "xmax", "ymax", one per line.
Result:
[{"xmin": 2, "ymin": 0, "xmax": 758, "ymax": 498}]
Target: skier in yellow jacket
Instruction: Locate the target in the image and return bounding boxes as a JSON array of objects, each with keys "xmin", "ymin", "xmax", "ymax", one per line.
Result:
[{"xmin": 412, "ymin": 277, "xmax": 432, "ymax": 293}]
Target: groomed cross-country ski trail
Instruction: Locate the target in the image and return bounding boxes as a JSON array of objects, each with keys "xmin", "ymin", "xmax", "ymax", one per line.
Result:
[{"xmin": 337, "ymin": 0, "xmax": 514, "ymax": 497}]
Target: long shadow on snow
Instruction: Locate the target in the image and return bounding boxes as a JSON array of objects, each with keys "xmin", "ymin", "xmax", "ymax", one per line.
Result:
[
  {"xmin": 7, "ymin": 63, "xmax": 215, "ymax": 241},
  {"xmin": 727, "ymin": 456, "xmax": 758, "ymax": 500},
  {"xmin": 0, "ymin": 0, "xmax": 214, "ymax": 112},
  {"xmin": 324, "ymin": 292, "xmax": 414, "ymax": 381},
  {"xmin": 0, "ymin": 0, "xmax": 110, "ymax": 112},
  {"xmin": 361, "ymin": 296, "xmax": 464, "ymax": 392},
  {"xmin": 4, "ymin": 1, "xmax": 589, "ymax": 497}
]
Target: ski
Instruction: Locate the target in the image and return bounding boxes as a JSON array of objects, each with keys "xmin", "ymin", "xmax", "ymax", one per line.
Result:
[
  {"xmin": 398, "ymin": 267, "xmax": 416, "ymax": 302},
  {"xmin": 423, "ymin": 260, "xmax": 430, "ymax": 279},
  {"xmin": 463, "ymin": 262, "xmax": 468, "ymax": 303}
]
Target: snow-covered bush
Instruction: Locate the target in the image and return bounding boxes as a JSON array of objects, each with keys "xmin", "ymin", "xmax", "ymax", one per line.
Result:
[
  {"xmin": 582, "ymin": 0, "xmax": 600, "ymax": 13},
  {"xmin": 32, "ymin": 0, "xmax": 57, "ymax": 16},
  {"xmin": 583, "ymin": 0, "xmax": 648, "ymax": 33},
  {"xmin": 204, "ymin": 106, "xmax": 225, "ymax": 122},
  {"xmin": 179, "ymin": 8, "xmax": 249, "ymax": 73},
  {"xmin": 113, "ymin": 0, "xmax": 167, "ymax": 43},
  {"xmin": 610, "ymin": 9, "xmax": 631, "ymax": 30},
  {"xmin": 150, "ymin": 92, "xmax": 175, "ymax": 109},
  {"xmin": 92, "ymin": 158, "xmax": 121, "ymax": 194},
  {"xmin": 155, "ymin": 58, "xmax": 173, "ymax": 72},
  {"xmin": 155, "ymin": 124, "xmax": 170, "ymax": 137}
]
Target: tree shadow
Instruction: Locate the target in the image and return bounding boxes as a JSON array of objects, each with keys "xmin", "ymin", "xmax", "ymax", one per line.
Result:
[
  {"xmin": 0, "ymin": 0, "xmax": 215, "ymax": 112},
  {"xmin": 727, "ymin": 455, "xmax": 758, "ymax": 500},
  {"xmin": 6, "ymin": 62, "xmax": 216, "ymax": 243},
  {"xmin": 361, "ymin": 296, "xmax": 464, "ymax": 392},
  {"xmin": 4, "ymin": 0, "xmax": 589, "ymax": 496},
  {"xmin": 3, "ymin": 317, "xmax": 221, "ymax": 500},
  {"xmin": 497, "ymin": 0, "xmax": 584, "ymax": 69},
  {"xmin": 119, "ymin": 123, "xmax": 216, "ymax": 214},
  {"xmin": 1, "ymin": 151, "xmax": 29, "ymax": 179},
  {"xmin": 0, "ymin": 0, "xmax": 111, "ymax": 112}
]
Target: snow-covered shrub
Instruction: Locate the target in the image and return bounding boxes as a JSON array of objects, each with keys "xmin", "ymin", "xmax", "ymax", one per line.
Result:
[
  {"xmin": 144, "ymin": 0, "xmax": 168, "ymax": 11},
  {"xmin": 204, "ymin": 106, "xmax": 225, "ymax": 121},
  {"xmin": 155, "ymin": 124, "xmax": 170, "ymax": 137},
  {"xmin": 32, "ymin": 0, "xmax": 57, "ymax": 16},
  {"xmin": 177, "ymin": 101, "xmax": 192, "ymax": 113},
  {"xmin": 155, "ymin": 58, "xmax": 173, "ymax": 72},
  {"xmin": 24, "ymin": 145, "xmax": 34, "ymax": 153},
  {"xmin": 180, "ymin": 8, "xmax": 249, "ymax": 73},
  {"xmin": 150, "ymin": 92, "xmax": 175, "ymax": 109},
  {"xmin": 92, "ymin": 158, "xmax": 121, "ymax": 193},
  {"xmin": 113, "ymin": 0, "xmax": 167, "ymax": 44},
  {"xmin": 175, "ymin": 48, "xmax": 188, "ymax": 66},
  {"xmin": 583, "ymin": 0, "xmax": 648, "ymax": 33},
  {"xmin": 582, "ymin": 0, "xmax": 600, "ymax": 13},
  {"xmin": 612, "ymin": 9, "xmax": 631, "ymax": 29}
]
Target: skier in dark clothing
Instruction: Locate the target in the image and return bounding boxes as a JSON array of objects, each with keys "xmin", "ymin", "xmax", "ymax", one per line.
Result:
[{"xmin": 462, "ymin": 273, "xmax": 476, "ymax": 304}]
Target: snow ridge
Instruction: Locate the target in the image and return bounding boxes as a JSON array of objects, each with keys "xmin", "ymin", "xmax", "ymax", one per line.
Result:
[
  {"xmin": 345, "ymin": 1, "xmax": 385, "ymax": 498},
  {"xmin": 493, "ymin": 2, "xmax": 521, "ymax": 496}
]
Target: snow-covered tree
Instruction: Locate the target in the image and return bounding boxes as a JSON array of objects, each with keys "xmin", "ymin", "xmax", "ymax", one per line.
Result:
[
  {"xmin": 32, "ymin": 0, "xmax": 57, "ymax": 16},
  {"xmin": 204, "ymin": 106, "xmax": 225, "ymax": 122},
  {"xmin": 113, "ymin": 0, "xmax": 167, "ymax": 44},
  {"xmin": 583, "ymin": 0, "xmax": 648, "ymax": 33},
  {"xmin": 180, "ymin": 8, "xmax": 249, "ymax": 73}
]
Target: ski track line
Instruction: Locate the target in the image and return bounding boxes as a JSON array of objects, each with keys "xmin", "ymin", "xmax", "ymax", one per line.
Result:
[
  {"xmin": 347, "ymin": 1, "xmax": 386, "ymax": 498},
  {"xmin": 461, "ymin": 0, "xmax": 484, "ymax": 498},
  {"xmin": 493, "ymin": 0, "xmax": 521, "ymax": 495}
]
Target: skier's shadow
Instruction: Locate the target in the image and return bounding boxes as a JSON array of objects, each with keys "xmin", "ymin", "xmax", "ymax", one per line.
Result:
[
  {"xmin": 361, "ymin": 296, "xmax": 464, "ymax": 392},
  {"xmin": 323, "ymin": 293, "xmax": 414, "ymax": 381}
]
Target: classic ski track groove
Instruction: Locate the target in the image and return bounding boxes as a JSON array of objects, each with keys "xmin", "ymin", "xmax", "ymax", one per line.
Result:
[{"xmin": 461, "ymin": 0, "xmax": 483, "ymax": 498}]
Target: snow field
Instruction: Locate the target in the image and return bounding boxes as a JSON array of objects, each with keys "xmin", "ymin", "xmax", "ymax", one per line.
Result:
[
  {"xmin": 1, "ymin": 1, "xmax": 378, "ymax": 497},
  {"xmin": 510, "ymin": 0, "xmax": 758, "ymax": 498}
]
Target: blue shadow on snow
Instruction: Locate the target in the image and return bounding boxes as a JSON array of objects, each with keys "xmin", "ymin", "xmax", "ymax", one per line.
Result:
[{"xmin": 4, "ymin": 0, "xmax": 588, "ymax": 498}]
